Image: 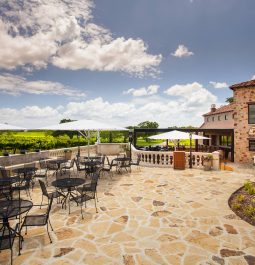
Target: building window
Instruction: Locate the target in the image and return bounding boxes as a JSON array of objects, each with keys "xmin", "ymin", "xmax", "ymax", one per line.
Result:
[
  {"xmin": 248, "ymin": 104, "xmax": 255, "ymax": 124},
  {"xmin": 207, "ymin": 117, "xmax": 209, "ymax": 122},
  {"xmin": 212, "ymin": 117, "xmax": 214, "ymax": 122},
  {"xmin": 220, "ymin": 135, "xmax": 232, "ymax": 146},
  {"xmin": 225, "ymin": 115, "xmax": 228, "ymax": 120},
  {"xmin": 249, "ymin": 139, "xmax": 255, "ymax": 151},
  {"xmin": 218, "ymin": 116, "xmax": 221, "ymax": 121}
]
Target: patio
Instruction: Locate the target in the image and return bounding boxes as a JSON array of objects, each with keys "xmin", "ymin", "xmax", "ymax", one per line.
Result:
[{"xmin": 1, "ymin": 166, "xmax": 255, "ymax": 265}]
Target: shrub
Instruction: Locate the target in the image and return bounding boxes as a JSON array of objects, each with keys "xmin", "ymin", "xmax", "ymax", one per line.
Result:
[
  {"xmin": 236, "ymin": 194, "xmax": 245, "ymax": 203},
  {"xmin": 244, "ymin": 205, "xmax": 255, "ymax": 217},
  {"xmin": 232, "ymin": 203, "xmax": 241, "ymax": 210},
  {"xmin": 244, "ymin": 181, "xmax": 255, "ymax": 195}
]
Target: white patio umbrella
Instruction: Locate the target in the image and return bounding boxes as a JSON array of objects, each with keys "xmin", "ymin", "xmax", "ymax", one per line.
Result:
[
  {"xmin": 148, "ymin": 130, "xmax": 210, "ymax": 168},
  {"xmin": 0, "ymin": 123, "xmax": 26, "ymax": 131},
  {"xmin": 37, "ymin": 119, "xmax": 128, "ymax": 156},
  {"xmin": 148, "ymin": 130, "xmax": 210, "ymax": 140}
]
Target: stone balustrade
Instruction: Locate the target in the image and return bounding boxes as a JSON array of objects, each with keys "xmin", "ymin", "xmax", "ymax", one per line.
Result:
[
  {"xmin": 131, "ymin": 145, "xmax": 220, "ymax": 170},
  {"xmin": 0, "ymin": 143, "xmax": 128, "ymax": 168}
]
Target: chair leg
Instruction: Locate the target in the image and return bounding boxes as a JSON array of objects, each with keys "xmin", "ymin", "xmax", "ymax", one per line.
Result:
[
  {"xmin": 49, "ymin": 218, "xmax": 54, "ymax": 231},
  {"xmin": 94, "ymin": 198, "xmax": 98, "ymax": 213},
  {"xmin": 46, "ymin": 223, "xmax": 52, "ymax": 243},
  {"xmin": 40, "ymin": 195, "xmax": 43, "ymax": 209}
]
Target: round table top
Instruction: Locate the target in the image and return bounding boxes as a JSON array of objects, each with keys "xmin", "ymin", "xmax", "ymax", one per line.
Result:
[
  {"xmin": 52, "ymin": 178, "xmax": 85, "ymax": 188},
  {"xmin": 0, "ymin": 176, "xmax": 20, "ymax": 184},
  {"xmin": 13, "ymin": 167, "xmax": 38, "ymax": 174},
  {"xmin": 81, "ymin": 160, "xmax": 101, "ymax": 166},
  {"xmin": 48, "ymin": 158, "xmax": 67, "ymax": 165},
  {"xmin": 0, "ymin": 199, "xmax": 33, "ymax": 219},
  {"xmin": 114, "ymin": 157, "xmax": 131, "ymax": 162}
]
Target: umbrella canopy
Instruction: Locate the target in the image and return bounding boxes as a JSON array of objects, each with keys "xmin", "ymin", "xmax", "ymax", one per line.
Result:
[
  {"xmin": 148, "ymin": 130, "xmax": 210, "ymax": 140},
  {"xmin": 0, "ymin": 123, "xmax": 26, "ymax": 131},
  {"xmin": 38, "ymin": 119, "xmax": 127, "ymax": 132}
]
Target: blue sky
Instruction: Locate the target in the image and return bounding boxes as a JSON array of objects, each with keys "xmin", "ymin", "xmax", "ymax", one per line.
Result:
[{"xmin": 0, "ymin": 0, "xmax": 254, "ymax": 128}]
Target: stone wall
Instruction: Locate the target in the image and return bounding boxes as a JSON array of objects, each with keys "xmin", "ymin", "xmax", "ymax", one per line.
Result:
[{"xmin": 233, "ymin": 86, "xmax": 255, "ymax": 163}]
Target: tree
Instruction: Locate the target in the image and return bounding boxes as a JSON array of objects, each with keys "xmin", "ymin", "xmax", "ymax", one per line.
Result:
[
  {"xmin": 225, "ymin": 97, "xmax": 234, "ymax": 103},
  {"xmin": 52, "ymin": 118, "xmax": 77, "ymax": 139},
  {"xmin": 137, "ymin": 121, "xmax": 159, "ymax": 129}
]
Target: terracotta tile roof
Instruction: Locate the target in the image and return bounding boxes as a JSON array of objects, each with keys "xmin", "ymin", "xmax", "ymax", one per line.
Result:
[
  {"xmin": 200, "ymin": 119, "xmax": 234, "ymax": 129},
  {"xmin": 230, "ymin": 79, "xmax": 255, "ymax": 89},
  {"xmin": 203, "ymin": 103, "xmax": 235, "ymax": 116}
]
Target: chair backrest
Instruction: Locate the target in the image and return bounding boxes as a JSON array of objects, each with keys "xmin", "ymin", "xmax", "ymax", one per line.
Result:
[
  {"xmin": 69, "ymin": 158, "xmax": 75, "ymax": 167},
  {"xmin": 39, "ymin": 159, "xmax": 47, "ymax": 169},
  {"xmin": 0, "ymin": 167, "xmax": 8, "ymax": 178},
  {"xmin": 89, "ymin": 172, "xmax": 99, "ymax": 193},
  {"xmin": 39, "ymin": 179, "xmax": 48, "ymax": 197},
  {"xmin": 74, "ymin": 159, "xmax": 82, "ymax": 171}
]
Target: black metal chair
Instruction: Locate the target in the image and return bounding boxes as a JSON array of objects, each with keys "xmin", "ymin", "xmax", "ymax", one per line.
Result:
[
  {"xmin": 130, "ymin": 154, "xmax": 141, "ymax": 172},
  {"xmin": 76, "ymin": 173, "xmax": 99, "ymax": 218},
  {"xmin": 61, "ymin": 158, "xmax": 75, "ymax": 177},
  {"xmin": 34, "ymin": 159, "xmax": 48, "ymax": 184},
  {"xmin": 20, "ymin": 196, "xmax": 54, "ymax": 244},
  {"xmin": 74, "ymin": 159, "xmax": 86, "ymax": 178},
  {"xmin": 38, "ymin": 180, "xmax": 61, "ymax": 208},
  {"xmin": 0, "ymin": 223, "xmax": 19, "ymax": 265},
  {"xmin": 12, "ymin": 177, "xmax": 32, "ymax": 200},
  {"xmin": 0, "ymin": 168, "xmax": 13, "ymax": 200},
  {"xmin": 99, "ymin": 157, "xmax": 116, "ymax": 179}
]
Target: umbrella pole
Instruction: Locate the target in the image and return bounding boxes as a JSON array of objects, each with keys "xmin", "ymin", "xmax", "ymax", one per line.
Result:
[
  {"xmin": 189, "ymin": 133, "xmax": 192, "ymax": 169},
  {"xmin": 87, "ymin": 130, "xmax": 90, "ymax": 158}
]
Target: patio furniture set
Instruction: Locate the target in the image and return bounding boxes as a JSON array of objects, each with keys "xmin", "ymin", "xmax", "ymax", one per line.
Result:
[{"xmin": 0, "ymin": 153, "xmax": 141, "ymax": 264}]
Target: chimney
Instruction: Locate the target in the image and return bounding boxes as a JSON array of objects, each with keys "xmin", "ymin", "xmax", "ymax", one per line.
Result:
[{"xmin": 211, "ymin": 104, "xmax": 216, "ymax": 112}]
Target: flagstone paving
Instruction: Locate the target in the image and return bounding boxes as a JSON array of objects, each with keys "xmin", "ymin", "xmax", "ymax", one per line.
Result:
[{"xmin": 1, "ymin": 166, "xmax": 255, "ymax": 265}]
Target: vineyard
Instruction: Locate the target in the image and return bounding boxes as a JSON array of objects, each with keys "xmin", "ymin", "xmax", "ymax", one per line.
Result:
[{"xmin": 0, "ymin": 131, "xmax": 129, "ymax": 155}]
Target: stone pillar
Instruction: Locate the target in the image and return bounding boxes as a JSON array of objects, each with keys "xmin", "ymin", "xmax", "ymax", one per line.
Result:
[{"xmin": 212, "ymin": 151, "xmax": 220, "ymax": 170}]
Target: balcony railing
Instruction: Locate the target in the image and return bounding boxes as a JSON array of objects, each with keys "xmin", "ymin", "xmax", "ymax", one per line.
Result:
[{"xmin": 131, "ymin": 145, "xmax": 220, "ymax": 170}]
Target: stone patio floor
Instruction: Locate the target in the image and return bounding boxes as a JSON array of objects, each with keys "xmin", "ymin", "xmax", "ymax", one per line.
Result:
[{"xmin": 1, "ymin": 166, "xmax": 255, "ymax": 265}]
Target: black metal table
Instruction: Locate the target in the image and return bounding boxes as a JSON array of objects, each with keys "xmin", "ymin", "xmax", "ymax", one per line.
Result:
[
  {"xmin": 0, "ymin": 199, "xmax": 33, "ymax": 254},
  {"xmin": 48, "ymin": 159, "xmax": 67, "ymax": 176},
  {"xmin": 80, "ymin": 160, "xmax": 102, "ymax": 175},
  {"xmin": 52, "ymin": 178, "xmax": 85, "ymax": 213},
  {"xmin": 113, "ymin": 157, "xmax": 131, "ymax": 173},
  {"xmin": 13, "ymin": 167, "xmax": 37, "ymax": 177}
]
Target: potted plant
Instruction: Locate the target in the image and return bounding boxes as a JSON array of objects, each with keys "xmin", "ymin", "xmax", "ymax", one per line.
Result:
[
  {"xmin": 64, "ymin": 149, "xmax": 72, "ymax": 160},
  {"xmin": 203, "ymin": 154, "xmax": 213, "ymax": 171}
]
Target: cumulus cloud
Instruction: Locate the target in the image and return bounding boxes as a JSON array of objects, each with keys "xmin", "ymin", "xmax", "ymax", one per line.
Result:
[
  {"xmin": 171, "ymin": 45, "xmax": 194, "ymax": 58},
  {"xmin": 0, "ymin": 74, "xmax": 86, "ymax": 97},
  {"xmin": 0, "ymin": 106, "xmax": 62, "ymax": 128},
  {"xmin": 209, "ymin": 81, "xmax": 228, "ymax": 89},
  {"xmin": 0, "ymin": 88, "xmax": 218, "ymax": 128},
  {"xmin": 124, "ymin": 85, "xmax": 159, "ymax": 97},
  {"xmin": 251, "ymin": 75, "xmax": 255, "ymax": 80},
  {"xmin": 0, "ymin": 0, "xmax": 161, "ymax": 76},
  {"xmin": 164, "ymin": 82, "xmax": 217, "ymax": 108}
]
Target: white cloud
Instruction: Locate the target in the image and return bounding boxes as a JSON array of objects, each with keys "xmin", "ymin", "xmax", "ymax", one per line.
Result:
[
  {"xmin": 171, "ymin": 45, "xmax": 194, "ymax": 58},
  {"xmin": 124, "ymin": 85, "xmax": 159, "ymax": 97},
  {"xmin": 209, "ymin": 81, "xmax": 228, "ymax": 89},
  {"xmin": 0, "ymin": 81, "xmax": 219, "ymax": 128},
  {"xmin": 0, "ymin": 74, "xmax": 86, "ymax": 97},
  {"xmin": 0, "ymin": 0, "xmax": 162, "ymax": 76},
  {"xmin": 251, "ymin": 75, "xmax": 255, "ymax": 80},
  {"xmin": 0, "ymin": 106, "xmax": 62, "ymax": 128},
  {"xmin": 164, "ymin": 82, "xmax": 217, "ymax": 107}
]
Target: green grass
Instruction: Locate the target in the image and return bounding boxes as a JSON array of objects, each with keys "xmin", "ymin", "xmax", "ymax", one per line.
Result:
[
  {"xmin": 136, "ymin": 137, "xmax": 195, "ymax": 147},
  {"xmin": 14, "ymin": 131, "xmax": 47, "ymax": 137}
]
